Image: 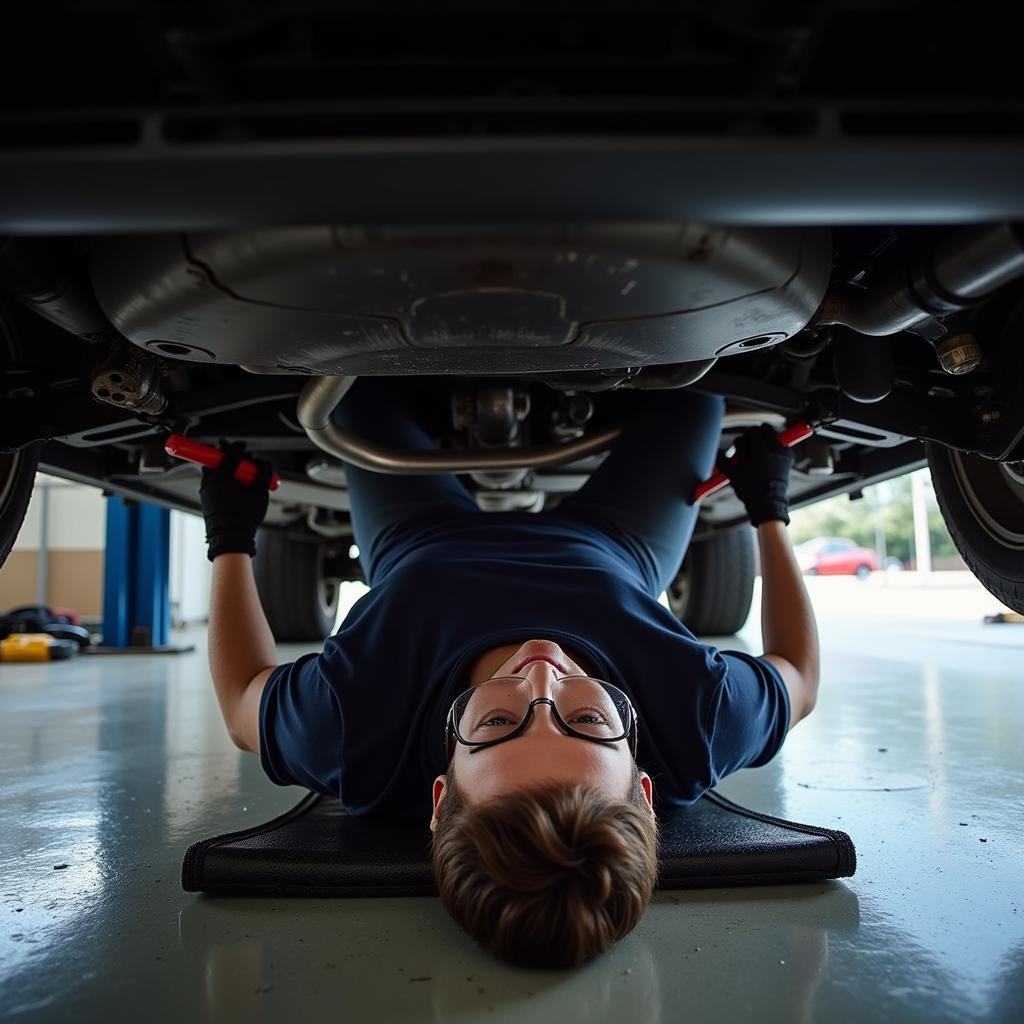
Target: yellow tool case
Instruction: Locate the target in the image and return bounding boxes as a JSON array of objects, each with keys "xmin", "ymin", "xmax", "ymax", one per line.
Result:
[{"xmin": 0, "ymin": 633, "xmax": 77, "ymax": 662}]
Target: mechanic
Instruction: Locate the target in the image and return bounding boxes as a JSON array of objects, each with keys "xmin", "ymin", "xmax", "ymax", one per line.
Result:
[{"xmin": 200, "ymin": 378, "xmax": 819, "ymax": 967}]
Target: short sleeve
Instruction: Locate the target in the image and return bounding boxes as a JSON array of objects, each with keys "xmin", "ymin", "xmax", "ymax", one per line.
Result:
[
  {"xmin": 706, "ymin": 651, "xmax": 791, "ymax": 782},
  {"xmin": 258, "ymin": 653, "xmax": 343, "ymax": 795}
]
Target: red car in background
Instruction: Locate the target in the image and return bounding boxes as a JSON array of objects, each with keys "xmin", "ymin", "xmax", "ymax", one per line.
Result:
[{"xmin": 795, "ymin": 538, "xmax": 878, "ymax": 578}]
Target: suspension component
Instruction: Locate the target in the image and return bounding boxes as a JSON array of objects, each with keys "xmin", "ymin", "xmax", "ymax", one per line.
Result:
[
  {"xmin": 550, "ymin": 393, "xmax": 594, "ymax": 441},
  {"xmin": 803, "ymin": 435, "xmax": 835, "ymax": 476},
  {"xmin": 452, "ymin": 384, "xmax": 530, "ymax": 445},
  {"xmin": 832, "ymin": 331, "xmax": 894, "ymax": 403}
]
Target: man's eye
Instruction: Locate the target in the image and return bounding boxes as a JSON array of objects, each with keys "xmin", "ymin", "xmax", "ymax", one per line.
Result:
[
  {"xmin": 477, "ymin": 709, "xmax": 518, "ymax": 728},
  {"xmin": 568, "ymin": 706, "xmax": 611, "ymax": 726}
]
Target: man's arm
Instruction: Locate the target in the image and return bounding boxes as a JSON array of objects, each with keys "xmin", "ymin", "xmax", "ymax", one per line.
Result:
[
  {"xmin": 209, "ymin": 553, "xmax": 277, "ymax": 752},
  {"xmin": 199, "ymin": 442, "xmax": 278, "ymax": 753},
  {"xmin": 756, "ymin": 520, "xmax": 820, "ymax": 730},
  {"xmin": 716, "ymin": 424, "xmax": 820, "ymax": 731}
]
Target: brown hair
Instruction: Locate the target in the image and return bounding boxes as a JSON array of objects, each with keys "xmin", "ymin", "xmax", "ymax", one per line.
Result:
[{"xmin": 431, "ymin": 762, "xmax": 659, "ymax": 967}]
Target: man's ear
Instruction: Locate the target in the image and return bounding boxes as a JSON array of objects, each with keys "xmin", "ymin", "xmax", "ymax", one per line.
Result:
[
  {"xmin": 639, "ymin": 771, "xmax": 656, "ymax": 822},
  {"xmin": 429, "ymin": 774, "xmax": 447, "ymax": 834}
]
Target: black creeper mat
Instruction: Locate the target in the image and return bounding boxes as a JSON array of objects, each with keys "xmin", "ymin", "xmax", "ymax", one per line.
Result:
[{"xmin": 182, "ymin": 790, "xmax": 856, "ymax": 896}]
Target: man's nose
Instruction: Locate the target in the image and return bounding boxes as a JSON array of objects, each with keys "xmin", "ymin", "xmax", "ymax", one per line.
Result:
[
  {"xmin": 521, "ymin": 700, "xmax": 566, "ymax": 739},
  {"xmin": 517, "ymin": 662, "xmax": 567, "ymax": 735},
  {"xmin": 519, "ymin": 659, "xmax": 562, "ymax": 699}
]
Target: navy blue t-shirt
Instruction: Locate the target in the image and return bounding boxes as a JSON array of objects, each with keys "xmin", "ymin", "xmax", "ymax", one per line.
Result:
[{"xmin": 258, "ymin": 510, "xmax": 790, "ymax": 819}]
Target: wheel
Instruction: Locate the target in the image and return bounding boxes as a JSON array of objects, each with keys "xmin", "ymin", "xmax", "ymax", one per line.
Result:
[
  {"xmin": 926, "ymin": 443, "xmax": 1024, "ymax": 613},
  {"xmin": 854, "ymin": 563, "xmax": 871, "ymax": 580},
  {"xmin": 806, "ymin": 566, "xmax": 820, "ymax": 576},
  {"xmin": 1, "ymin": 303, "xmax": 38, "ymax": 569},
  {"xmin": 666, "ymin": 526, "xmax": 756, "ymax": 636},
  {"xmin": 0, "ymin": 448, "xmax": 38, "ymax": 569},
  {"xmin": 252, "ymin": 529, "xmax": 341, "ymax": 642}
]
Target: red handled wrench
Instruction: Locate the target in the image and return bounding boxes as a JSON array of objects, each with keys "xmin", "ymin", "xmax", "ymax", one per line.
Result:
[
  {"xmin": 165, "ymin": 434, "xmax": 281, "ymax": 491},
  {"xmin": 694, "ymin": 421, "xmax": 813, "ymax": 503}
]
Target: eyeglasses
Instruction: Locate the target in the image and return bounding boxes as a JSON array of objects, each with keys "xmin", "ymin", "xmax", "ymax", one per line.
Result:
[{"xmin": 445, "ymin": 675, "xmax": 638, "ymax": 762}]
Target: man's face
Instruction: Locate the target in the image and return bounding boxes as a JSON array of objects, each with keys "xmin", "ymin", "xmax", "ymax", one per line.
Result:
[{"xmin": 430, "ymin": 639, "xmax": 653, "ymax": 830}]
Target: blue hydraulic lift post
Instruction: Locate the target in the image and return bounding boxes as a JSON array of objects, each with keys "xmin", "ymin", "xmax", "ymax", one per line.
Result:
[
  {"xmin": 133, "ymin": 502, "xmax": 170, "ymax": 648},
  {"xmin": 101, "ymin": 496, "xmax": 170, "ymax": 648},
  {"xmin": 101, "ymin": 496, "xmax": 130, "ymax": 647}
]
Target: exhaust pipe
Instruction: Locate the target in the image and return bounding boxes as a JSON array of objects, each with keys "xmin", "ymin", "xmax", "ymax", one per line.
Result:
[
  {"xmin": 297, "ymin": 375, "xmax": 624, "ymax": 474},
  {"xmin": 814, "ymin": 223, "xmax": 1024, "ymax": 372},
  {"xmin": 297, "ymin": 377, "xmax": 791, "ymax": 476}
]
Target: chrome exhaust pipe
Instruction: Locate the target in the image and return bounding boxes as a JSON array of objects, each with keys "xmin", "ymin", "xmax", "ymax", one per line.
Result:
[
  {"xmin": 297, "ymin": 375, "xmax": 623, "ymax": 474},
  {"xmin": 297, "ymin": 375, "xmax": 787, "ymax": 477}
]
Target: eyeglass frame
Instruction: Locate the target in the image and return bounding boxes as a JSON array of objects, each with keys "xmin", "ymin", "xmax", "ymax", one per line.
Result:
[{"xmin": 444, "ymin": 674, "xmax": 639, "ymax": 763}]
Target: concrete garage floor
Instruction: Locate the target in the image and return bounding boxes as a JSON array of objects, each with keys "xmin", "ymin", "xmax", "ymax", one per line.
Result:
[{"xmin": 1, "ymin": 575, "xmax": 1022, "ymax": 1023}]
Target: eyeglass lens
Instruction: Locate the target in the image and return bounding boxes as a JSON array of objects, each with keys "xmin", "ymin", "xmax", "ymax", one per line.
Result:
[{"xmin": 453, "ymin": 676, "xmax": 630, "ymax": 744}]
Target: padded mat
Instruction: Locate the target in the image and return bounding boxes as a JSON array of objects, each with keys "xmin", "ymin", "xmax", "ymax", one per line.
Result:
[{"xmin": 182, "ymin": 790, "xmax": 856, "ymax": 896}]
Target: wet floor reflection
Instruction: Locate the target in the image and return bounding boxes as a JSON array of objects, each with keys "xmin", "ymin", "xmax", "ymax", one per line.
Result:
[
  {"xmin": 2, "ymin": 621, "xmax": 1023, "ymax": 1021},
  {"xmin": 0, "ymin": 649, "xmax": 287, "ymax": 1011},
  {"xmin": 756, "ymin": 654, "xmax": 1024, "ymax": 1019},
  {"xmin": 171, "ymin": 883, "xmax": 857, "ymax": 1024}
]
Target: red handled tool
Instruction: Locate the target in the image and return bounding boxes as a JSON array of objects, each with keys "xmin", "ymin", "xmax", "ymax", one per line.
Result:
[
  {"xmin": 694, "ymin": 420, "xmax": 813, "ymax": 503},
  {"xmin": 164, "ymin": 434, "xmax": 281, "ymax": 491}
]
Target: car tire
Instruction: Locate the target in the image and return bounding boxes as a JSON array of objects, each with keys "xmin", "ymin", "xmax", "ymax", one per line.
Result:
[
  {"xmin": 666, "ymin": 526, "xmax": 756, "ymax": 636},
  {"xmin": 1, "ymin": 303, "xmax": 39, "ymax": 570},
  {"xmin": 252, "ymin": 528, "xmax": 341, "ymax": 642},
  {"xmin": 926, "ymin": 443, "xmax": 1024, "ymax": 613},
  {"xmin": 854, "ymin": 563, "xmax": 871, "ymax": 580},
  {"xmin": 0, "ymin": 447, "xmax": 39, "ymax": 570}
]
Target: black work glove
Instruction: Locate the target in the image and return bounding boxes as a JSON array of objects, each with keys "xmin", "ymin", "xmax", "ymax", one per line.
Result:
[
  {"xmin": 199, "ymin": 441, "xmax": 273, "ymax": 561},
  {"xmin": 717, "ymin": 424, "xmax": 795, "ymax": 527}
]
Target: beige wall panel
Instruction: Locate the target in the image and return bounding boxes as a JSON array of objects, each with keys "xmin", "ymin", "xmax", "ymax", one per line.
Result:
[
  {"xmin": 0, "ymin": 552, "xmax": 38, "ymax": 609},
  {"xmin": 0, "ymin": 550, "xmax": 104, "ymax": 618},
  {"xmin": 48, "ymin": 551, "xmax": 104, "ymax": 616}
]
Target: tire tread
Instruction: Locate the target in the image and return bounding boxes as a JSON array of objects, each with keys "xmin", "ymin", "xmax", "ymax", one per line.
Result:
[
  {"xmin": 672, "ymin": 527, "xmax": 757, "ymax": 636},
  {"xmin": 926, "ymin": 443, "xmax": 1024, "ymax": 614},
  {"xmin": 253, "ymin": 529, "xmax": 337, "ymax": 642}
]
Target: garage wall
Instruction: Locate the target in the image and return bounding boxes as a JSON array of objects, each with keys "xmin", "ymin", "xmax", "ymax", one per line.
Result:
[
  {"xmin": 1, "ymin": 475, "xmax": 106, "ymax": 616},
  {"xmin": 1, "ymin": 477, "xmax": 212, "ymax": 625},
  {"xmin": 169, "ymin": 510, "xmax": 211, "ymax": 624}
]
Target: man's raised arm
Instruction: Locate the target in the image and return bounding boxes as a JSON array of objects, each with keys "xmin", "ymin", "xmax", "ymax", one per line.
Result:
[
  {"xmin": 757, "ymin": 520, "xmax": 819, "ymax": 728},
  {"xmin": 208, "ymin": 553, "xmax": 278, "ymax": 751},
  {"xmin": 200, "ymin": 442, "xmax": 278, "ymax": 751},
  {"xmin": 717, "ymin": 424, "xmax": 820, "ymax": 729}
]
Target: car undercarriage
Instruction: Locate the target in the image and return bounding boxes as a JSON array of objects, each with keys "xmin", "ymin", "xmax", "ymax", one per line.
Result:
[{"xmin": 2, "ymin": 2, "xmax": 1023, "ymax": 637}]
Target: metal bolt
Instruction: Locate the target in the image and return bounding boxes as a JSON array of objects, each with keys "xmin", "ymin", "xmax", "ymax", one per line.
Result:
[{"xmin": 934, "ymin": 332, "xmax": 982, "ymax": 375}]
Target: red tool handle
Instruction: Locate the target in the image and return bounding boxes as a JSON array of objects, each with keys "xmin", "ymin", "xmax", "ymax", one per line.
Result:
[
  {"xmin": 694, "ymin": 421, "xmax": 813, "ymax": 503},
  {"xmin": 164, "ymin": 434, "xmax": 281, "ymax": 491}
]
